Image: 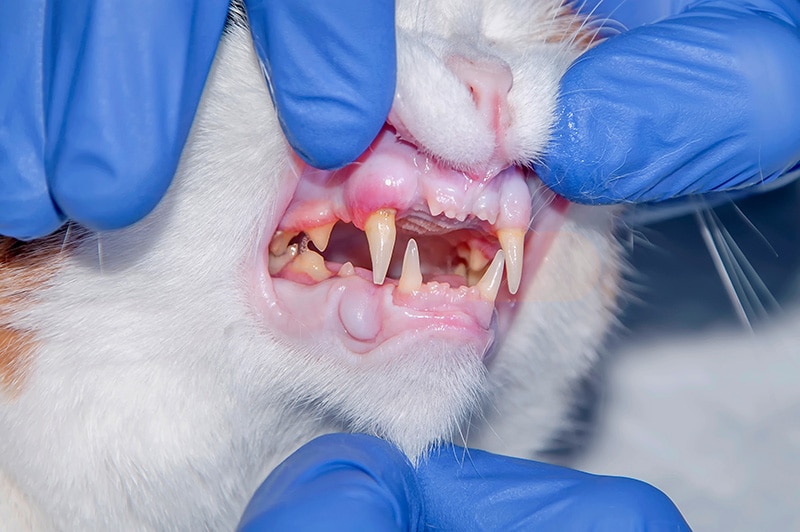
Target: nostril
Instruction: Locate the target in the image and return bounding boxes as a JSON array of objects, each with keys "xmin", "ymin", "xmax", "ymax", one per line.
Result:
[
  {"xmin": 446, "ymin": 55, "xmax": 513, "ymax": 127},
  {"xmin": 446, "ymin": 54, "xmax": 514, "ymax": 173}
]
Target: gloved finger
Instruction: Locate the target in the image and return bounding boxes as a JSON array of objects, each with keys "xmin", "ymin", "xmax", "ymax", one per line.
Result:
[
  {"xmin": 536, "ymin": 1, "xmax": 800, "ymax": 204},
  {"xmin": 46, "ymin": 0, "xmax": 229, "ymax": 231},
  {"xmin": 246, "ymin": 0, "xmax": 396, "ymax": 169},
  {"xmin": 238, "ymin": 434, "xmax": 421, "ymax": 532},
  {"xmin": 0, "ymin": 1, "xmax": 64, "ymax": 240},
  {"xmin": 576, "ymin": 0, "xmax": 693, "ymax": 29},
  {"xmin": 417, "ymin": 445, "xmax": 690, "ymax": 531}
]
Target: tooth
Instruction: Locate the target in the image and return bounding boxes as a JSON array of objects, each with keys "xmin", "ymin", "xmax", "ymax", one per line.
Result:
[
  {"xmin": 467, "ymin": 268, "xmax": 483, "ymax": 288},
  {"xmin": 497, "ymin": 229, "xmax": 524, "ymax": 295},
  {"xmin": 306, "ymin": 221, "xmax": 336, "ymax": 252},
  {"xmin": 286, "ymin": 249, "xmax": 332, "ymax": 282},
  {"xmin": 454, "ymin": 263, "xmax": 468, "ymax": 280},
  {"xmin": 269, "ymin": 230, "xmax": 298, "ymax": 256},
  {"xmin": 398, "ymin": 239, "xmax": 423, "ymax": 294},
  {"xmin": 268, "ymin": 244, "xmax": 299, "ymax": 275},
  {"xmin": 468, "ymin": 246, "xmax": 490, "ymax": 272},
  {"xmin": 364, "ymin": 208, "xmax": 396, "ymax": 285},
  {"xmin": 427, "ymin": 198, "xmax": 444, "ymax": 217},
  {"xmin": 338, "ymin": 261, "xmax": 355, "ymax": 277},
  {"xmin": 476, "ymin": 250, "xmax": 504, "ymax": 302}
]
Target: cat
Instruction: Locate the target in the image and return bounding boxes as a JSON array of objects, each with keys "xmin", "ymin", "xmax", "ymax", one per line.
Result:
[{"xmin": 0, "ymin": 1, "xmax": 623, "ymax": 529}]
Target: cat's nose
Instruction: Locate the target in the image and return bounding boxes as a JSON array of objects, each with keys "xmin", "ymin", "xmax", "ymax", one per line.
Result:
[{"xmin": 447, "ymin": 55, "xmax": 513, "ymax": 137}]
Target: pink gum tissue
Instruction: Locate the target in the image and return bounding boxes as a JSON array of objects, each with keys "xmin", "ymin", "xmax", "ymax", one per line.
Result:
[{"xmin": 278, "ymin": 128, "xmax": 533, "ymax": 233}]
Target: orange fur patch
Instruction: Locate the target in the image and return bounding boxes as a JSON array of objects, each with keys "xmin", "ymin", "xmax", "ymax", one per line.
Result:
[
  {"xmin": 0, "ymin": 229, "xmax": 75, "ymax": 396},
  {"xmin": 549, "ymin": 5, "xmax": 608, "ymax": 48}
]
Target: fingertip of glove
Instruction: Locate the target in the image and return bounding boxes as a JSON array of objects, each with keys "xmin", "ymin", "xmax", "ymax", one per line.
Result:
[
  {"xmin": 0, "ymin": 197, "xmax": 65, "ymax": 241},
  {"xmin": 281, "ymin": 86, "xmax": 392, "ymax": 170},
  {"xmin": 286, "ymin": 116, "xmax": 384, "ymax": 170},
  {"xmin": 574, "ymin": 476, "xmax": 691, "ymax": 531},
  {"xmin": 49, "ymin": 154, "xmax": 175, "ymax": 232}
]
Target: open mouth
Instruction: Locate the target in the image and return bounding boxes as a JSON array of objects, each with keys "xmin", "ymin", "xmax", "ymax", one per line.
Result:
[{"xmin": 259, "ymin": 125, "xmax": 568, "ymax": 354}]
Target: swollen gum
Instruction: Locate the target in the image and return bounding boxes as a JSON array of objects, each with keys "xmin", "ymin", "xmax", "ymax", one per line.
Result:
[{"xmin": 277, "ymin": 127, "xmax": 534, "ymax": 234}]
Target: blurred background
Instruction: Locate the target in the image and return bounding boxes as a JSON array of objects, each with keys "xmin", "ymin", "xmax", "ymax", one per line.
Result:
[{"xmin": 571, "ymin": 182, "xmax": 800, "ymax": 531}]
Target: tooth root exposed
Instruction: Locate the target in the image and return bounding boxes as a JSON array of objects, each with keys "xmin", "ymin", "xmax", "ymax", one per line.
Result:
[
  {"xmin": 306, "ymin": 221, "xmax": 336, "ymax": 252},
  {"xmin": 364, "ymin": 208, "xmax": 397, "ymax": 285},
  {"xmin": 268, "ymin": 243, "xmax": 299, "ymax": 275},
  {"xmin": 398, "ymin": 239, "xmax": 423, "ymax": 294},
  {"xmin": 286, "ymin": 249, "xmax": 332, "ymax": 282},
  {"xmin": 269, "ymin": 230, "xmax": 298, "ymax": 256},
  {"xmin": 476, "ymin": 250, "xmax": 505, "ymax": 302},
  {"xmin": 498, "ymin": 229, "xmax": 525, "ymax": 295}
]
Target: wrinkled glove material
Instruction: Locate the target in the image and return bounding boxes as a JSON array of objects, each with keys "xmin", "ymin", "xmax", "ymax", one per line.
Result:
[
  {"xmin": 538, "ymin": 0, "xmax": 800, "ymax": 204},
  {"xmin": 1, "ymin": 0, "xmax": 396, "ymax": 239},
  {"xmin": 238, "ymin": 434, "xmax": 691, "ymax": 531}
]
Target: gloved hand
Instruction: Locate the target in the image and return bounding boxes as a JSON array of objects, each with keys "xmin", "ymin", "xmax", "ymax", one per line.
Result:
[
  {"xmin": 535, "ymin": 0, "xmax": 800, "ymax": 204},
  {"xmin": 0, "ymin": 0, "xmax": 395, "ymax": 240},
  {"xmin": 237, "ymin": 434, "xmax": 691, "ymax": 531}
]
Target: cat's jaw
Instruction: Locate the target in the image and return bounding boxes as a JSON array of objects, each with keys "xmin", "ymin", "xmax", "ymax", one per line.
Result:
[{"xmin": 252, "ymin": 122, "xmax": 570, "ymax": 357}]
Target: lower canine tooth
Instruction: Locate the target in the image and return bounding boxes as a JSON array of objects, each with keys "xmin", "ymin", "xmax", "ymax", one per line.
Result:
[
  {"xmin": 476, "ymin": 250, "xmax": 504, "ymax": 302},
  {"xmin": 364, "ymin": 208, "xmax": 397, "ymax": 285},
  {"xmin": 497, "ymin": 229, "xmax": 524, "ymax": 295},
  {"xmin": 398, "ymin": 239, "xmax": 423, "ymax": 294}
]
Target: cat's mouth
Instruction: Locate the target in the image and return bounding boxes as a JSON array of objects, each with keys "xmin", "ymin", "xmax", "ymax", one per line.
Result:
[{"xmin": 258, "ymin": 125, "xmax": 568, "ymax": 354}]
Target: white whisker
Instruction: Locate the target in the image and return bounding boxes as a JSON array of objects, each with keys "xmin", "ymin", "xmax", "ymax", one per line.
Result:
[
  {"xmin": 694, "ymin": 207, "xmax": 751, "ymax": 330},
  {"xmin": 60, "ymin": 222, "xmax": 73, "ymax": 254},
  {"xmin": 96, "ymin": 232, "xmax": 104, "ymax": 274}
]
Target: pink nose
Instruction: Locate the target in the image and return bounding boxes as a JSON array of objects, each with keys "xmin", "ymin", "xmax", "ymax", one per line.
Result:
[{"xmin": 447, "ymin": 55, "xmax": 513, "ymax": 135}]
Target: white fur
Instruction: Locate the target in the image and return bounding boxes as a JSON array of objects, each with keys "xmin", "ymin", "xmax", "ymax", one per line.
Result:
[{"xmin": 0, "ymin": 1, "xmax": 621, "ymax": 529}]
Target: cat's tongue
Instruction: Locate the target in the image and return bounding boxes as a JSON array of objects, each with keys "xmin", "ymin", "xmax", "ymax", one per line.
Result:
[{"xmin": 259, "ymin": 125, "xmax": 567, "ymax": 354}]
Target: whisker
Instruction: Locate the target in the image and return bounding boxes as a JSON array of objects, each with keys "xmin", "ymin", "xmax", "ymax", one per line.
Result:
[
  {"xmin": 714, "ymin": 209, "xmax": 780, "ymax": 319},
  {"xmin": 730, "ymin": 202, "xmax": 778, "ymax": 257},
  {"xmin": 96, "ymin": 232, "xmax": 105, "ymax": 274},
  {"xmin": 60, "ymin": 222, "xmax": 73, "ymax": 254},
  {"xmin": 706, "ymin": 208, "xmax": 758, "ymax": 325},
  {"xmin": 694, "ymin": 207, "xmax": 751, "ymax": 330}
]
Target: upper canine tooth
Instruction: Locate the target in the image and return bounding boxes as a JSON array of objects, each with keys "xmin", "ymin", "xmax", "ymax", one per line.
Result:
[
  {"xmin": 476, "ymin": 250, "xmax": 505, "ymax": 302},
  {"xmin": 364, "ymin": 208, "xmax": 397, "ymax": 285},
  {"xmin": 306, "ymin": 221, "xmax": 336, "ymax": 252},
  {"xmin": 497, "ymin": 229, "xmax": 524, "ymax": 295},
  {"xmin": 398, "ymin": 239, "xmax": 423, "ymax": 294}
]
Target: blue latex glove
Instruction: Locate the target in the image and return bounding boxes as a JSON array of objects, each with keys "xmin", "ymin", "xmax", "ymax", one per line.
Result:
[
  {"xmin": 0, "ymin": 1, "xmax": 395, "ymax": 240},
  {"xmin": 238, "ymin": 434, "xmax": 691, "ymax": 531},
  {"xmin": 535, "ymin": 0, "xmax": 800, "ymax": 204}
]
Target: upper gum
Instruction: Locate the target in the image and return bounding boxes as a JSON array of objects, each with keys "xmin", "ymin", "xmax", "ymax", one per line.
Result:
[{"xmin": 277, "ymin": 126, "xmax": 534, "ymax": 236}]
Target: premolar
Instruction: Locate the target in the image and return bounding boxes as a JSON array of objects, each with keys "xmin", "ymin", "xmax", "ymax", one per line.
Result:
[
  {"xmin": 284, "ymin": 249, "xmax": 332, "ymax": 282},
  {"xmin": 306, "ymin": 221, "xmax": 337, "ymax": 252}
]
